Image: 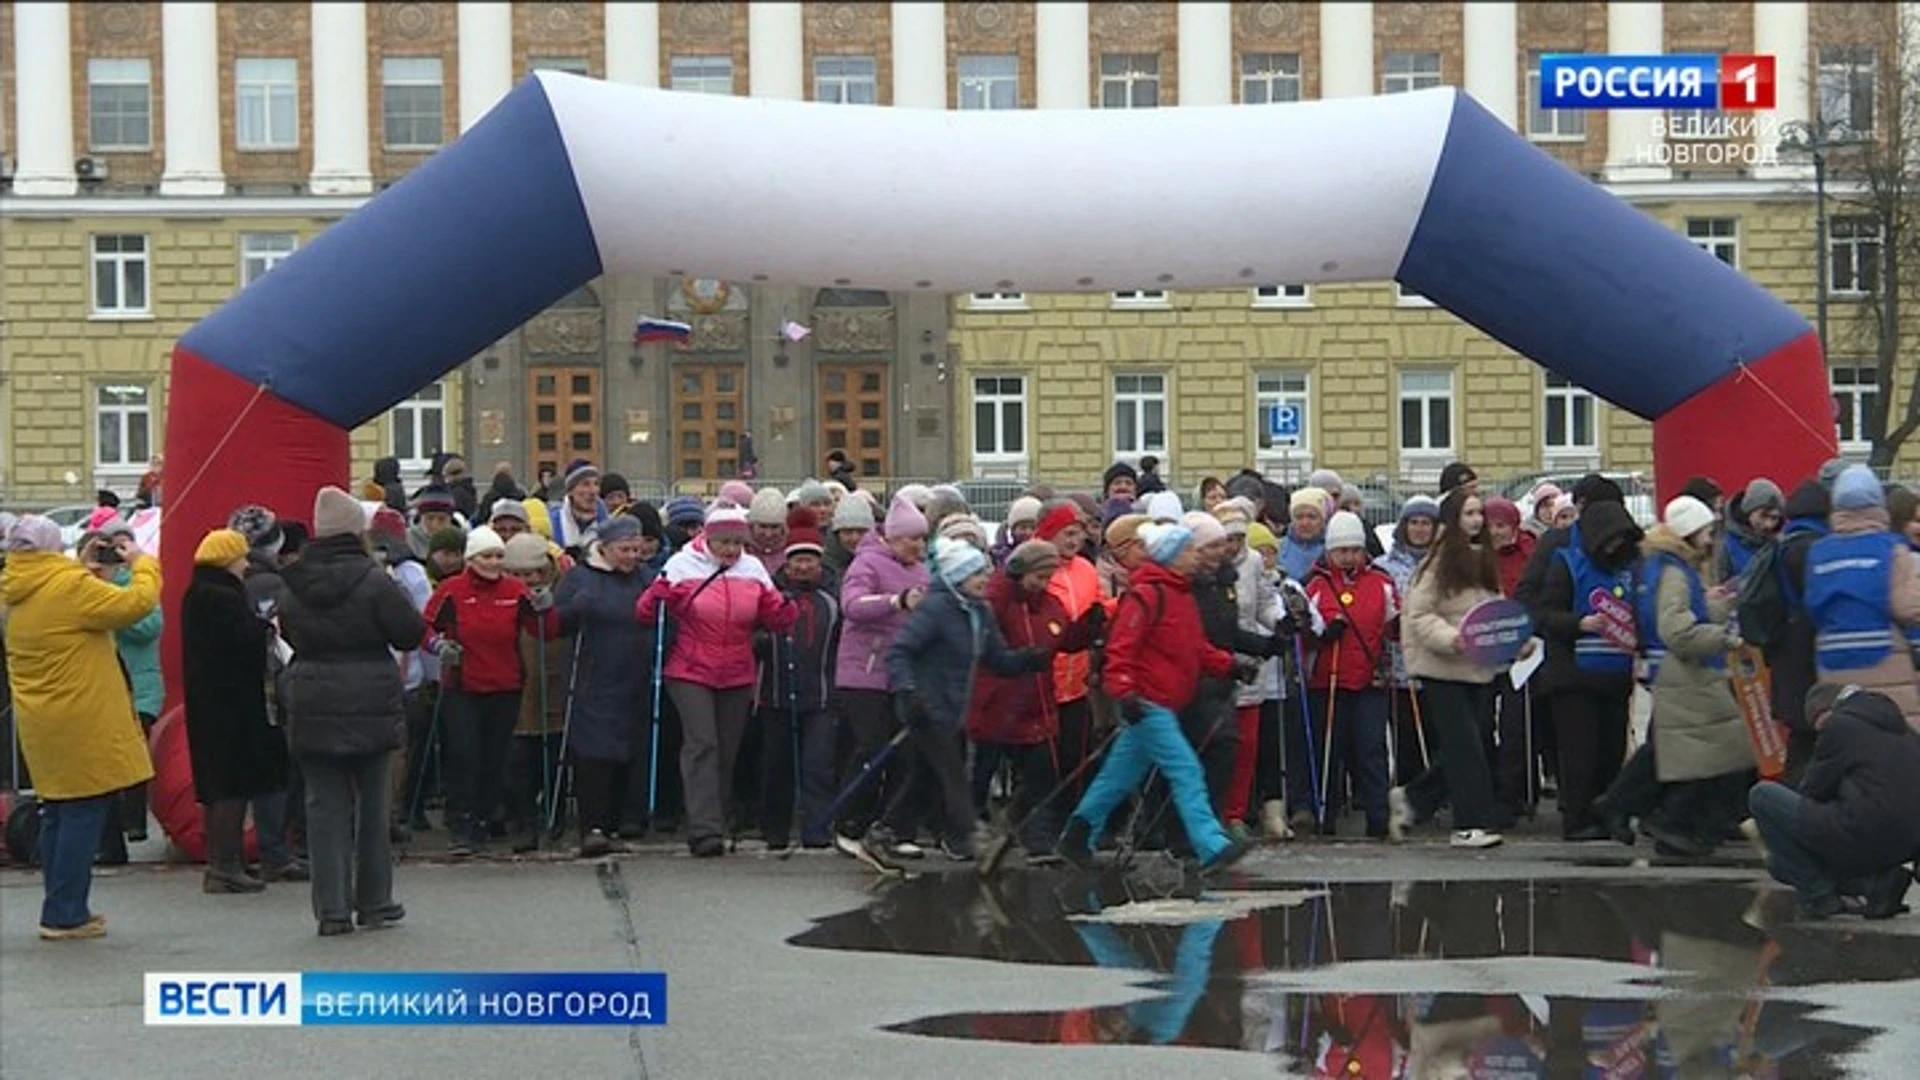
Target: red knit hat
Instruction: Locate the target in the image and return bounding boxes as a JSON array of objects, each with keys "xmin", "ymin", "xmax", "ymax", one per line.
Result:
[
  {"xmin": 785, "ymin": 525, "xmax": 826, "ymax": 558},
  {"xmin": 787, "ymin": 505, "xmax": 820, "ymax": 531},
  {"xmin": 1035, "ymin": 504, "xmax": 1082, "ymax": 542}
]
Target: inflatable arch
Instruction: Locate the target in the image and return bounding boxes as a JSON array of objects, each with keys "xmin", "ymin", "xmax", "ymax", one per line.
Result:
[{"xmin": 154, "ymin": 74, "xmax": 1834, "ymax": 845}]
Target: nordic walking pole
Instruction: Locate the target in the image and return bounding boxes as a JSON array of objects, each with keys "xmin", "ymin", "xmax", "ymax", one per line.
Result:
[
  {"xmin": 1291, "ymin": 636, "xmax": 1324, "ymax": 823},
  {"xmin": 535, "ymin": 601, "xmax": 551, "ymax": 843},
  {"xmin": 546, "ymin": 628, "xmax": 586, "ymax": 840},
  {"xmin": 809, "ymin": 726, "xmax": 912, "ymax": 837},
  {"xmin": 1319, "ymin": 645, "xmax": 1339, "ymax": 827},
  {"xmin": 1409, "ymin": 681, "xmax": 1431, "ymax": 771},
  {"xmin": 647, "ymin": 607, "xmax": 667, "ymax": 820},
  {"xmin": 409, "ymin": 600, "xmax": 459, "ymax": 831},
  {"xmin": 1523, "ymin": 686, "xmax": 1536, "ymax": 812},
  {"xmin": 980, "ymin": 724, "xmax": 1125, "ymax": 879}
]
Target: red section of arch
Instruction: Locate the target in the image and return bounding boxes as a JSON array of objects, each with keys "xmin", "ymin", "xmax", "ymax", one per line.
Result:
[{"xmin": 1652, "ymin": 331, "xmax": 1836, "ymax": 502}]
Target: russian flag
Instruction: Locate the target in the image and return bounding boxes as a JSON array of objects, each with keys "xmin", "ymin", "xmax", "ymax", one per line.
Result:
[{"xmin": 633, "ymin": 317, "xmax": 691, "ymax": 345}]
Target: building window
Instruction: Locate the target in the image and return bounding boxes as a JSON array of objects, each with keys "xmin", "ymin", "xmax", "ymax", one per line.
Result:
[
  {"xmin": 1398, "ymin": 369, "xmax": 1454, "ymax": 454},
  {"xmin": 87, "ymin": 58, "xmax": 152, "ymax": 150},
  {"xmin": 1382, "ymin": 51, "xmax": 1442, "ymax": 95},
  {"xmin": 972, "ymin": 375, "xmax": 1027, "ymax": 463},
  {"xmin": 1686, "ymin": 217, "xmax": 1739, "ymax": 268},
  {"xmin": 95, "ymin": 385, "xmax": 151, "ymax": 469},
  {"xmin": 1256, "ymin": 371, "xmax": 1310, "ymax": 457},
  {"xmin": 382, "ymin": 57, "xmax": 445, "ymax": 149},
  {"xmin": 968, "ymin": 292, "xmax": 1027, "ymax": 310},
  {"xmin": 1395, "ymin": 282, "xmax": 1435, "ymax": 307},
  {"xmin": 669, "ymin": 55, "xmax": 733, "ymax": 95},
  {"xmin": 1240, "ymin": 52, "xmax": 1301, "ymax": 104},
  {"xmin": 814, "ymin": 56, "xmax": 878, "ymax": 105},
  {"xmin": 1525, "ymin": 50, "xmax": 1585, "ymax": 140},
  {"xmin": 391, "ymin": 382, "xmax": 445, "ymax": 474},
  {"xmin": 957, "ymin": 54, "xmax": 1018, "ymax": 110},
  {"xmin": 90, "ymin": 235, "xmax": 149, "ymax": 316},
  {"xmin": 1829, "ymin": 217, "xmax": 1882, "ymax": 297},
  {"xmin": 1253, "ymin": 284, "xmax": 1310, "ymax": 308},
  {"xmin": 1543, "ymin": 373, "xmax": 1597, "ymax": 456},
  {"xmin": 1819, "ymin": 46, "xmax": 1876, "ymax": 137},
  {"xmin": 240, "ymin": 232, "xmax": 298, "ymax": 286},
  {"xmin": 1113, "ymin": 374, "xmax": 1167, "ymax": 457},
  {"xmin": 529, "ymin": 56, "xmax": 590, "ymax": 76},
  {"xmin": 234, "ymin": 57, "xmax": 298, "ymax": 150},
  {"xmin": 1099, "ymin": 53, "xmax": 1160, "ymax": 109},
  {"xmin": 1832, "ymin": 366, "xmax": 1878, "ymax": 451},
  {"xmin": 1111, "ymin": 289, "xmax": 1170, "ymax": 308}
]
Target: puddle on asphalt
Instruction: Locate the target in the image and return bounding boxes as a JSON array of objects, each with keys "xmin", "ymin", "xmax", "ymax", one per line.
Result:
[{"xmin": 788, "ymin": 869, "xmax": 1920, "ymax": 1076}]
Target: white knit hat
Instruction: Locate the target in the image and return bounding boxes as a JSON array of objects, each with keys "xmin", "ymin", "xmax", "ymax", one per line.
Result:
[
  {"xmin": 465, "ymin": 525, "xmax": 506, "ymax": 560},
  {"xmin": 1325, "ymin": 511, "xmax": 1368, "ymax": 550},
  {"xmin": 1663, "ymin": 495, "xmax": 1715, "ymax": 541}
]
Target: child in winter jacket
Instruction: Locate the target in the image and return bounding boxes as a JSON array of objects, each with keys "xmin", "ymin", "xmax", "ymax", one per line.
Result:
[
  {"xmin": 755, "ymin": 526, "xmax": 841, "ymax": 851},
  {"xmin": 871, "ymin": 541, "xmax": 1048, "ymax": 863},
  {"xmin": 1303, "ymin": 511, "xmax": 1399, "ymax": 838}
]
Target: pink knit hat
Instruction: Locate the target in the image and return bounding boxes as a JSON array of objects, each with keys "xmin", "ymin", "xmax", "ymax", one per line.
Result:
[
  {"xmin": 704, "ymin": 503, "xmax": 751, "ymax": 540},
  {"xmin": 719, "ymin": 480, "xmax": 755, "ymax": 509},
  {"xmin": 883, "ymin": 495, "xmax": 928, "ymax": 539}
]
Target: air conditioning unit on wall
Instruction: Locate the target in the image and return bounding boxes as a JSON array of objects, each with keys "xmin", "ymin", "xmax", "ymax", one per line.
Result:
[{"xmin": 76, "ymin": 155, "xmax": 110, "ymax": 182}]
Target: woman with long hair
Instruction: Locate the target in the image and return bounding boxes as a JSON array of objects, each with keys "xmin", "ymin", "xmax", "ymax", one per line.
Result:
[{"xmin": 1390, "ymin": 488, "xmax": 1509, "ymax": 848}]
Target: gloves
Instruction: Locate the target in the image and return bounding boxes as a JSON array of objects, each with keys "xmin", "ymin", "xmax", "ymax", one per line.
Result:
[
  {"xmin": 1082, "ymin": 604, "xmax": 1106, "ymax": 639},
  {"xmin": 431, "ymin": 637, "xmax": 464, "ymax": 666},
  {"xmin": 527, "ymin": 587, "xmax": 555, "ymax": 613},
  {"xmin": 1283, "ymin": 590, "xmax": 1312, "ymax": 628},
  {"xmin": 892, "ymin": 691, "xmax": 926, "ymax": 729},
  {"xmin": 1117, "ymin": 696, "xmax": 1147, "ymax": 726},
  {"xmin": 1233, "ymin": 659, "xmax": 1264, "ymax": 685},
  {"xmin": 1015, "ymin": 647, "xmax": 1051, "ymax": 672},
  {"xmin": 1322, "ymin": 619, "xmax": 1349, "ymax": 642}
]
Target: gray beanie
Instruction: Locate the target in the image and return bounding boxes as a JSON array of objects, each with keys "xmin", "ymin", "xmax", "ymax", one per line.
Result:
[
  {"xmin": 1742, "ymin": 478, "xmax": 1784, "ymax": 515},
  {"xmin": 831, "ymin": 495, "xmax": 876, "ymax": 532}
]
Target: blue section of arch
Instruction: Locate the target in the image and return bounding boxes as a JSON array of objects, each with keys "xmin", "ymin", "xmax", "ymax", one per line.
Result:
[
  {"xmin": 179, "ymin": 78, "xmax": 602, "ymax": 430},
  {"xmin": 1395, "ymin": 92, "xmax": 1812, "ymax": 419}
]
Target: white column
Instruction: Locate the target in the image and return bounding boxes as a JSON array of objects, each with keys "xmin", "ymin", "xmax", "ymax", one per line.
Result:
[
  {"xmin": 1605, "ymin": 1, "xmax": 1669, "ymax": 181},
  {"xmin": 309, "ymin": 1, "xmax": 371, "ymax": 195},
  {"xmin": 1319, "ymin": 2, "xmax": 1374, "ymax": 98},
  {"xmin": 892, "ymin": 1, "xmax": 946, "ymax": 108},
  {"xmin": 1036, "ymin": 1, "xmax": 1089, "ymax": 108},
  {"xmin": 606, "ymin": 2, "xmax": 661, "ymax": 87},
  {"xmin": 159, "ymin": 2, "xmax": 226, "ymax": 195},
  {"xmin": 458, "ymin": 2, "xmax": 515, "ymax": 131},
  {"xmin": 1177, "ymin": 2, "xmax": 1234, "ymax": 106},
  {"xmin": 13, "ymin": 1, "xmax": 77, "ymax": 196},
  {"xmin": 1752, "ymin": 1, "xmax": 1810, "ymax": 179},
  {"xmin": 748, "ymin": 2, "xmax": 804, "ymax": 100},
  {"xmin": 1463, "ymin": 2, "xmax": 1519, "ymax": 127}
]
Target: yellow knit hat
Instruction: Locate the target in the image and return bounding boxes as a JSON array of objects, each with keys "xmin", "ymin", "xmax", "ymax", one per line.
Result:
[
  {"xmin": 523, "ymin": 497, "xmax": 553, "ymax": 540},
  {"xmin": 1246, "ymin": 522, "xmax": 1279, "ymax": 552},
  {"xmin": 194, "ymin": 528, "xmax": 250, "ymax": 568}
]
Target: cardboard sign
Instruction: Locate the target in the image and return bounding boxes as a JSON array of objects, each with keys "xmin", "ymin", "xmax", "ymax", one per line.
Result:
[
  {"xmin": 1588, "ymin": 586, "xmax": 1638, "ymax": 651},
  {"xmin": 1729, "ymin": 644, "xmax": 1787, "ymax": 780},
  {"xmin": 1459, "ymin": 598, "xmax": 1534, "ymax": 667}
]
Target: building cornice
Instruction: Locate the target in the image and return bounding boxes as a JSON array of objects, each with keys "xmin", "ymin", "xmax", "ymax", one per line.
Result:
[{"xmin": 0, "ymin": 195, "xmax": 371, "ymax": 218}]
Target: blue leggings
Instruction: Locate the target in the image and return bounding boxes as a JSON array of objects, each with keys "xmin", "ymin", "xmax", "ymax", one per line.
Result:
[{"xmin": 1067, "ymin": 703, "xmax": 1229, "ymax": 863}]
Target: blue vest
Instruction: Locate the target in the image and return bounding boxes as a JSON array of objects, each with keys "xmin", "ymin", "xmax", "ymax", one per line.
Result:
[
  {"xmin": 1805, "ymin": 531, "xmax": 1903, "ymax": 671},
  {"xmin": 1634, "ymin": 551, "xmax": 1725, "ymax": 684},
  {"xmin": 1558, "ymin": 537, "xmax": 1636, "ymax": 673}
]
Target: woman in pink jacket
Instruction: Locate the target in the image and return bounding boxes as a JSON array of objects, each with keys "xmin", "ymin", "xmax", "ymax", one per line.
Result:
[{"xmin": 638, "ymin": 503, "xmax": 795, "ymax": 856}]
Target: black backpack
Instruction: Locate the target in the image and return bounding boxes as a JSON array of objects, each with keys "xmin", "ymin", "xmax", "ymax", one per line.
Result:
[{"xmin": 1735, "ymin": 537, "xmax": 1802, "ymax": 650}]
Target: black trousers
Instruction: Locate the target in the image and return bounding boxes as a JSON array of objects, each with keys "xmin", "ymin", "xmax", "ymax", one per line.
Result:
[
  {"xmin": 972, "ymin": 740, "xmax": 1063, "ymax": 853},
  {"xmin": 441, "ymin": 690, "xmax": 521, "ymax": 836},
  {"xmin": 1305, "ymin": 688, "xmax": 1391, "ymax": 833},
  {"xmin": 1493, "ymin": 676, "xmax": 1537, "ymax": 814},
  {"xmin": 1599, "ymin": 738, "xmax": 1662, "ymax": 823},
  {"xmin": 400, "ymin": 684, "xmax": 440, "ymax": 823},
  {"xmin": 758, "ymin": 706, "xmax": 837, "ymax": 847},
  {"xmin": 1251, "ymin": 697, "xmax": 1286, "ymax": 818},
  {"xmin": 573, "ymin": 757, "xmax": 627, "ymax": 841},
  {"xmin": 1656, "ymin": 770, "xmax": 1752, "ymax": 850},
  {"xmin": 1405, "ymin": 679, "xmax": 1502, "ymax": 831},
  {"xmin": 1551, "ymin": 688, "xmax": 1630, "ymax": 834},
  {"xmin": 506, "ymin": 732, "xmax": 563, "ymax": 834},
  {"xmin": 880, "ymin": 724, "xmax": 972, "ymax": 847},
  {"xmin": 1055, "ymin": 698, "xmax": 1097, "ymax": 805},
  {"xmin": 834, "ymin": 690, "xmax": 902, "ymax": 839}
]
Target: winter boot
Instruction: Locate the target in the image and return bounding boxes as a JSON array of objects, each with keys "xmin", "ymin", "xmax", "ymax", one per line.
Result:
[
  {"xmin": 1260, "ymin": 799, "xmax": 1296, "ymax": 841},
  {"xmin": 1057, "ymin": 818, "xmax": 1094, "ymax": 871}
]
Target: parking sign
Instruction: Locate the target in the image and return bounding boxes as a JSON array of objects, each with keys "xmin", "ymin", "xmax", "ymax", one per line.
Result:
[{"xmin": 1268, "ymin": 403, "xmax": 1302, "ymax": 443}]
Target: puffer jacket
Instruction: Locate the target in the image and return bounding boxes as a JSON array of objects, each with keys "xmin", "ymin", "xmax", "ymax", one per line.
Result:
[
  {"xmin": 1810, "ymin": 506, "xmax": 1920, "ymax": 723},
  {"xmin": 1306, "ymin": 558, "xmax": 1399, "ymax": 692},
  {"xmin": 277, "ymin": 534, "xmax": 430, "ymax": 757},
  {"xmin": 1402, "ymin": 563, "xmax": 1501, "ymax": 686},
  {"xmin": 757, "ymin": 569, "xmax": 840, "ymax": 714},
  {"xmin": 886, "ymin": 578, "xmax": 1043, "ymax": 729},
  {"xmin": 835, "ymin": 531, "xmax": 929, "ymax": 693},
  {"xmin": 1103, "ymin": 562, "xmax": 1235, "ymax": 712},
  {"xmin": 638, "ymin": 538, "xmax": 795, "ymax": 690},
  {"xmin": 1638, "ymin": 527, "xmax": 1748, "ymax": 782},
  {"xmin": 1046, "ymin": 554, "xmax": 1107, "ymax": 705},
  {"xmin": 967, "ymin": 569, "xmax": 1095, "ymax": 745},
  {"xmin": 552, "ymin": 546, "xmax": 655, "ymax": 759},
  {"xmin": 1797, "ymin": 690, "xmax": 1920, "ymax": 878},
  {"xmin": 1231, "ymin": 547, "xmax": 1283, "ymax": 707},
  {"xmin": 110, "ymin": 563, "xmax": 164, "ymax": 717}
]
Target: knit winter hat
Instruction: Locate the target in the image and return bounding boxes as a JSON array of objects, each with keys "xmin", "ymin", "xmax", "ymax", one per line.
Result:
[
  {"xmin": 1141, "ymin": 522, "xmax": 1194, "ymax": 566},
  {"xmin": 1325, "ymin": 511, "xmax": 1368, "ymax": 551},
  {"xmin": 522, "ymin": 497, "xmax": 553, "ymax": 539},
  {"xmin": 1742, "ymin": 477, "xmax": 1785, "ymax": 515},
  {"xmin": 831, "ymin": 494, "xmax": 876, "ymax": 532},
  {"xmin": 926, "ymin": 489, "xmax": 972, "ymax": 532},
  {"xmin": 1438, "ymin": 462, "xmax": 1478, "ymax": 495},
  {"xmin": 597, "ymin": 515, "xmax": 643, "ymax": 544},
  {"xmin": 1290, "ymin": 487, "xmax": 1330, "ymax": 516},
  {"xmin": 1035, "ymin": 504, "xmax": 1082, "ymax": 543},
  {"xmin": 1663, "ymin": 495, "xmax": 1716, "ymax": 540},
  {"xmin": 939, "ymin": 514, "xmax": 989, "ymax": 550},
  {"xmin": 228, "ymin": 504, "xmax": 282, "ymax": 550},
  {"xmin": 1528, "ymin": 483, "xmax": 1563, "ymax": 515},
  {"xmin": 895, "ymin": 483, "xmax": 934, "ymax": 511},
  {"xmin": 1246, "ymin": 521, "xmax": 1279, "ymax": 552},
  {"xmin": 503, "ymin": 533, "xmax": 550, "ymax": 572},
  {"xmin": 719, "ymin": 480, "xmax": 756, "ymax": 509},
  {"xmin": 749, "ymin": 488, "xmax": 789, "ymax": 526},
  {"xmin": 599, "ymin": 473, "xmax": 630, "ymax": 500},
  {"xmin": 428, "ymin": 526, "xmax": 467, "ymax": 555},
  {"xmin": 933, "ymin": 540, "xmax": 989, "ymax": 587},
  {"xmin": 1483, "ymin": 497, "xmax": 1522, "ymax": 528},
  {"xmin": 1103, "ymin": 461, "xmax": 1139, "ymax": 493},
  {"xmin": 86, "ymin": 505, "xmax": 121, "ymax": 532},
  {"xmin": 791, "ymin": 480, "xmax": 832, "ymax": 507},
  {"xmin": 370, "ymin": 506, "xmax": 408, "ymax": 546},
  {"xmin": 564, "ymin": 463, "xmax": 601, "ymax": 492},
  {"xmin": 489, "ymin": 499, "xmax": 530, "ymax": 525},
  {"xmin": 1818, "ymin": 458, "xmax": 1849, "ymax": 491},
  {"xmin": 4, "ymin": 515, "xmax": 62, "ymax": 553},
  {"xmin": 1006, "ymin": 539, "xmax": 1061, "ymax": 577},
  {"xmin": 1213, "ymin": 503, "xmax": 1250, "ymax": 537},
  {"xmin": 704, "ymin": 504, "xmax": 752, "ymax": 540},
  {"xmin": 1006, "ymin": 496, "xmax": 1044, "ymax": 529},
  {"xmin": 465, "ymin": 526, "xmax": 507, "ymax": 560},
  {"xmin": 1572, "ymin": 473, "xmax": 1624, "ymax": 507},
  {"xmin": 625, "ymin": 501, "xmax": 665, "ymax": 542},
  {"xmin": 665, "ymin": 495, "xmax": 705, "ymax": 528},
  {"xmin": 1104, "ymin": 513, "xmax": 1149, "ymax": 549},
  {"xmin": 1307, "ymin": 468, "xmax": 1345, "ymax": 496},
  {"xmin": 1181, "ymin": 510, "xmax": 1227, "ymax": 548},
  {"xmin": 1832, "ymin": 464, "xmax": 1884, "ymax": 511},
  {"xmin": 785, "ymin": 525, "xmax": 826, "ymax": 558},
  {"xmin": 884, "ymin": 494, "xmax": 929, "ymax": 539},
  {"xmin": 312, "ymin": 486, "xmax": 367, "ymax": 539},
  {"xmin": 1141, "ymin": 491, "xmax": 1184, "ymax": 523},
  {"xmin": 413, "ymin": 486, "xmax": 457, "ymax": 516},
  {"xmin": 193, "ymin": 528, "xmax": 250, "ymax": 568}
]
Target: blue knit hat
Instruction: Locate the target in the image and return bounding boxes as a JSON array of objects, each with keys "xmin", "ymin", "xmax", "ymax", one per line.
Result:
[
  {"xmin": 664, "ymin": 495, "xmax": 704, "ymax": 527},
  {"xmin": 1398, "ymin": 494, "xmax": 1440, "ymax": 522},
  {"xmin": 1832, "ymin": 465, "xmax": 1884, "ymax": 511},
  {"xmin": 933, "ymin": 541, "xmax": 988, "ymax": 586},
  {"xmin": 1142, "ymin": 522, "xmax": 1194, "ymax": 565}
]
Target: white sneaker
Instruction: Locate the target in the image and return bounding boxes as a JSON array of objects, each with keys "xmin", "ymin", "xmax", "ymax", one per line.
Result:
[
  {"xmin": 1451, "ymin": 829, "xmax": 1503, "ymax": 849},
  {"xmin": 1260, "ymin": 799, "xmax": 1296, "ymax": 841},
  {"xmin": 1739, "ymin": 818, "xmax": 1768, "ymax": 861},
  {"xmin": 891, "ymin": 840, "xmax": 927, "ymax": 860},
  {"xmin": 1387, "ymin": 788, "xmax": 1412, "ymax": 843}
]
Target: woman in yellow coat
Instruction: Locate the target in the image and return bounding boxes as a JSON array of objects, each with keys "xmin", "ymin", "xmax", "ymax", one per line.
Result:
[{"xmin": 1, "ymin": 515, "xmax": 160, "ymax": 940}]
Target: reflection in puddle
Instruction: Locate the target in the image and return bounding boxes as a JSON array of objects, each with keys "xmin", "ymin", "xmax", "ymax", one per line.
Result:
[{"xmin": 788, "ymin": 871, "xmax": 1920, "ymax": 1076}]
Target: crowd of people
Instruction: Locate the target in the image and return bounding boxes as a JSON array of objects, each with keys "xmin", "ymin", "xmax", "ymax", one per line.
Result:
[{"xmin": 4, "ymin": 446, "xmax": 1920, "ymax": 938}]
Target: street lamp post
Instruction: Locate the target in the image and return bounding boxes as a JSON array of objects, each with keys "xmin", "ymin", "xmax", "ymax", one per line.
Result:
[{"xmin": 1779, "ymin": 120, "xmax": 1838, "ymax": 360}]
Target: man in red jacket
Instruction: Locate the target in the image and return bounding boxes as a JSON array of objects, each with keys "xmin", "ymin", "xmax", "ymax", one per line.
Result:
[
  {"xmin": 1058, "ymin": 522, "xmax": 1256, "ymax": 875},
  {"xmin": 1303, "ymin": 511, "xmax": 1399, "ymax": 838}
]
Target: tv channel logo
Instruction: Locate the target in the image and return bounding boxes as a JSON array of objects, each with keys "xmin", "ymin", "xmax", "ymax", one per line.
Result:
[
  {"xmin": 1539, "ymin": 54, "xmax": 1776, "ymax": 110},
  {"xmin": 146, "ymin": 973, "xmax": 302, "ymax": 1026}
]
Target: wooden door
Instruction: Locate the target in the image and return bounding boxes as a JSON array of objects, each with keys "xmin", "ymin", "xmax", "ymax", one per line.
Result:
[
  {"xmin": 818, "ymin": 363, "xmax": 889, "ymax": 478},
  {"xmin": 673, "ymin": 363, "xmax": 746, "ymax": 482},
  {"xmin": 529, "ymin": 366, "xmax": 600, "ymax": 480}
]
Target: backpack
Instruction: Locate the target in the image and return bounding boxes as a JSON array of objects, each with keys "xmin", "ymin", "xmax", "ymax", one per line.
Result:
[{"xmin": 1735, "ymin": 538, "xmax": 1801, "ymax": 650}]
